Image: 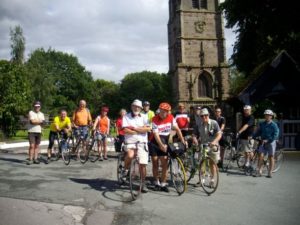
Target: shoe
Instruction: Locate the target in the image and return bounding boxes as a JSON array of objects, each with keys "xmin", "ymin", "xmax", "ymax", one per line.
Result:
[
  {"xmin": 26, "ymin": 160, "xmax": 33, "ymax": 165},
  {"xmin": 153, "ymin": 184, "xmax": 161, "ymax": 191},
  {"xmin": 99, "ymin": 156, "xmax": 103, "ymax": 161},
  {"xmin": 33, "ymin": 159, "xmax": 40, "ymax": 164},
  {"xmin": 253, "ymin": 172, "xmax": 262, "ymax": 177},
  {"xmin": 104, "ymin": 157, "xmax": 108, "ymax": 160},
  {"xmin": 160, "ymin": 186, "xmax": 169, "ymax": 193},
  {"xmin": 141, "ymin": 184, "xmax": 149, "ymax": 193},
  {"xmin": 266, "ymin": 174, "xmax": 272, "ymax": 178}
]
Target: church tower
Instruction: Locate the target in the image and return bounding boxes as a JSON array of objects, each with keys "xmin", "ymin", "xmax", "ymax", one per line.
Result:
[{"xmin": 168, "ymin": 0, "xmax": 230, "ymax": 108}]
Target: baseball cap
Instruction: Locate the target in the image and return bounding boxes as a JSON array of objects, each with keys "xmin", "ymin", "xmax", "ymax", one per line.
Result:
[
  {"xmin": 243, "ymin": 105, "xmax": 251, "ymax": 110},
  {"xmin": 200, "ymin": 108, "xmax": 209, "ymax": 116},
  {"xmin": 143, "ymin": 101, "xmax": 150, "ymax": 106},
  {"xmin": 101, "ymin": 106, "xmax": 109, "ymax": 112},
  {"xmin": 264, "ymin": 109, "xmax": 274, "ymax": 116},
  {"xmin": 131, "ymin": 99, "xmax": 143, "ymax": 109},
  {"xmin": 33, "ymin": 101, "xmax": 41, "ymax": 107}
]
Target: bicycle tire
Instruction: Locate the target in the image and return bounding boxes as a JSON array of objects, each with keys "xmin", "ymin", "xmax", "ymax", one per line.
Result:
[
  {"xmin": 129, "ymin": 158, "xmax": 141, "ymax": 200},
  {"xmin": 222, "ymin": 146, "xmax": 233, "ymax": 172},
  {"xmin": 117, "ymin": 152, "xmax": 126, "ymax": 185},
  {"xmin": 88, "ymin": 139, "xmax": 100, "ymax": 163},
  {"xmin": 199, "ymin": 157, "xmax": 219, "ymax": 195},
  {"xmin": 170, "ymin": 157, "xmax": 187, "ymax": 195},
  {"xmin": 77, "ymin": 140, "xmax": 88, "ymax": 164},
  {"xmin": 237, "ymin": 154, "xmax": 245, "ymax": 169},
  {"xmin": 61, "ymin": 145, "xmax": 71, "ymax": 165},
  {"xmin": 273, "ymin": 149, "xmax": 284, "ymax": 173},
  {"xmin": 182, "ymin": 150, "xmax": 196, "ymax": 182},
  {"xmin": 52, "ymin": 139, "xmax": 60, "ymax": 161}
]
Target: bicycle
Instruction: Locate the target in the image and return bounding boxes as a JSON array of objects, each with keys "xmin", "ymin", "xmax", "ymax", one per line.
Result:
[
  {"xmin": 62, "ymin": 128, "xmax": 89, "ymax": 165},
  {"xmin": 51, "ymin": 131, "xmax": 69, "ymax": 161},
  {"xmin": 222, "ymin": 133, "xmax": 245, "ymax": 172},
  {"xmin": 167, "ymin": 142, "xmax": 187, "ymax": 195},
  {"xmin": 86, "ymin": 131, "xmax": 101, "ymax": 163},
  {"xmin": 183, "ymin": 143, "xmax": 219, "ymax": 195}
]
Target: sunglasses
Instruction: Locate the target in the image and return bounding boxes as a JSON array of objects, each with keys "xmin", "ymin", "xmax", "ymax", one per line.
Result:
[{"xmin": 200, "ymin": 115, "xmax": 209, "ymax": 117}]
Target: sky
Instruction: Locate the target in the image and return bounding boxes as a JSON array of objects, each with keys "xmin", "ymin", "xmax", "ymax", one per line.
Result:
[{"xmin": 0, "ymin": 0, "xmax": 236, "ymax": 82}]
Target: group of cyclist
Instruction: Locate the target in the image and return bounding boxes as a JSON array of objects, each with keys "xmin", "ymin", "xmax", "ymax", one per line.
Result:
[{"xmin": 27, "ymin": 98, "xmax": 280, "ymax": 191}]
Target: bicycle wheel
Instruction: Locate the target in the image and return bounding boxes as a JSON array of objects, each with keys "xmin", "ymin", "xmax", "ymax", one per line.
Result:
[
  {"xmin": 77, "ymin": 140, "xmax": 88, "ymax": 164},
  {"xmin": 199, "ymin": 157, "xmax": 219, "ymax": 195},
  {"xmin": 52, "ymin": 139, "xmax": 60, "ymax": 161},
  {"xmin": 129, "ymin": 158, "xmax": 141, "ymax": 200},
  {"xmin": 182, "ymin": 150, "xmax": 196, "ymax": 182},
  {"xmin": 61, "ymin": 145, "xmax": 71, "ymax": 165},
  {"xmin": 237, "ymin": 154, "xmax": 245, "ymax": 169},
  {"xmin": 222, "ymin": 146, "xmax": 233, "ymax": 171},
  {"xmin": 88, "ymin": 140, "xmax": 100, "ymax": 162},
  {"xmin": 273, "ymin": 149, "xmax": 284, "ymax": 173},
  {"xmin": 170, "ymin": 157, "xmax": 187, "ymax": 195},
  {"xmin": 117, "ymin": 152, "xmax": 126, "ymax": 185}
]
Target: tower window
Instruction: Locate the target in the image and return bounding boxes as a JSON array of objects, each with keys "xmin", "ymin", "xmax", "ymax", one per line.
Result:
[
  {"xmin": 198, "ymin": 72, "xmax": 212, "ymax": 97},
  {"xmin": 192, "ymin": 0, "xmax": 207, "ymax": 9}
]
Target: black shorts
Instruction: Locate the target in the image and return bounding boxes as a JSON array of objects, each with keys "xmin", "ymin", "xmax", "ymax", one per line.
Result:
[{"xmin": 149, "ymin": 142, "xmax": 168, "ymax": 157}]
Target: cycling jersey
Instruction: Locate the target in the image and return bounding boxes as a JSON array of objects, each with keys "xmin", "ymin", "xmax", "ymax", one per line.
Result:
[
  {"xmin": 174, "ymin": 111, "xmax": 189, "ymax": 130},
  {"xmin": 96, "ymin": 115, "xmax": 110, "ymax": 134},
  {"xmin": 150, "ymin": 114, "xmax": 177, "ymax": 142},
  {"xmin": 50, "ymin": 116, "xmax": 71, "ymax": 132},
  {"xmin": 72, "ymin": 108, "xmax": 92, "ymax": 126}
]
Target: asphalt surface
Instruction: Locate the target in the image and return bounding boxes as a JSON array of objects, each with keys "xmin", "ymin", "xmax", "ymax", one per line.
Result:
[{"xmin": 0, "ymin": 150, "xmax": 299, "ymax": 225}]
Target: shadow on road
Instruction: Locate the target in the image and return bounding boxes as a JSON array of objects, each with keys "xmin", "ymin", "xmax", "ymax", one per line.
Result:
[{"xmin": 0, "ymin": 157, "xmax": 25, "ymax": 164}]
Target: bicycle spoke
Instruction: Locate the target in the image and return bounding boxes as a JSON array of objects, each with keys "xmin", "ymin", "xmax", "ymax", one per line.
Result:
[{"xmin": 199, "ymin": 158, "xmax": 219, "ymax": 195}]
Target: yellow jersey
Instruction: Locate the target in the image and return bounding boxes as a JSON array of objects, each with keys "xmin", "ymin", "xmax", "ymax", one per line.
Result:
[{"xmin": 50, "ymin": 116, "xmax": 71, "ymax": 132}]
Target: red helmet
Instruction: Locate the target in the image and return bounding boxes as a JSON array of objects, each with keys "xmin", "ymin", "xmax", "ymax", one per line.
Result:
[
  {"xmin": 101, "ymin": 106, "xmax": 109, "ymax": 112},
  {"xmin": 159, "ymin": 102, "xmax": 171, "ymax": 111}
]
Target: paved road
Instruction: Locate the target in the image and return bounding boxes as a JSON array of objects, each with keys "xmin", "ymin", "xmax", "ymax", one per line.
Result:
[{"xmin": 0, "ymin": 151, "xmax": 299, "ymax": 225}]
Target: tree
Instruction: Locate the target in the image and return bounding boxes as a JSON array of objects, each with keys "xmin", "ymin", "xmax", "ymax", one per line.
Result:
[
  {"xmin": 220, "ymin": 0, "xmax": 300, "ymax": 75},
  {"xmin": 26, "ymin": 48, "xmax": 95, "ymax": 116},
  {"xmin": 92, "ymin": 79, "xmax": 120, "ymax": 118},
  {"xmin": 10, "ymin": 25, "xmax": 26, "ymax": 64},
  {"xmin": 119, "ymin": 71, "xmax": 172, "ymax": 111},
  {"xmin": 0, "ymin": 60, "xmax": 31, "ymax": 137}
]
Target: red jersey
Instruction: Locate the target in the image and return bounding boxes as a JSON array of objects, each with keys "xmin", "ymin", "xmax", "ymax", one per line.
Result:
[
  {"xmin": 116, "ymin": 117, "xmax": 125, "ymax": 136},
  {"xmin": 150, "ymin": 114, "xmax": 177, "ymax": 142},
  {"xmin": 174, "ymin": 111, "xmax": 189, "ymax": 130}
]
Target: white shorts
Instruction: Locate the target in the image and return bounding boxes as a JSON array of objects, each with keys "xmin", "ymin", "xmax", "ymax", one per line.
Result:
[
  {"xmin": 124, "ymin": 143, "xmax": 149, "ymax": 165},
  {"xmin": 239, "ymin": 139, "xmax": 254, "ymax": 153}
]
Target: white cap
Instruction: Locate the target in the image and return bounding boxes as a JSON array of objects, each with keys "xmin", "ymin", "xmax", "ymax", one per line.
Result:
[
  {"xmin": 243, "ymin": 105, "xmax": 251, "ymax": 110},
  {"xmin": 200, "ymin": 108, "xmax": 209, "ymax": 116},
  {"xmin": 131, "ymin": 99, "xmax": 143, "ymax": 108},
  {"xmin": 264, "ymin": 109, "xmax": 274, "ymax": 116}
]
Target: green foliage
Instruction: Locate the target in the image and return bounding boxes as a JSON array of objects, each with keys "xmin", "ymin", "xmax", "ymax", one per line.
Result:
[
  {"xmin": 92, "ymin": 79, "xmax": 120, "ymax": 118},
  {"xmin": 25, "ymin": 48, "xmax": 95, "ymax": 116},
  {"xmin": 119, "ymin": 71, "xmax": 172, "ymax": 111},
  {"xmin": 10, "ymin": 25, "xmax": 25, "ymax": 64},
  {"xmin": 228, "ymin": 66, "xmax": 247, "ymax": 95},
  {"xmin": 220, "ymin": 0, "xmax": 300, "ymax": 75},
  {"xmin": 0, "ymin": 60, "xmax": 31, "ymax": 137}
]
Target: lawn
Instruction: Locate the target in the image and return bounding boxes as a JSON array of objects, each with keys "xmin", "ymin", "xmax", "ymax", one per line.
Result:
[{"xmin": 5, "ymin": 128, "xmax": 50, "ymax": 142}]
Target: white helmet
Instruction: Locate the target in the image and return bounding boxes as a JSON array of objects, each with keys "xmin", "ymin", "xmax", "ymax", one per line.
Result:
[
  {"xmin": 243, "ymin": 105, "xmax": 251, "ymax": 110},
  {"xmin": 264, "ymin": 109, "xmax": 274, "ymax": 116},
  {"xmin": 131, "ymin": 99, "xmax": 143, "ymax": 109}
]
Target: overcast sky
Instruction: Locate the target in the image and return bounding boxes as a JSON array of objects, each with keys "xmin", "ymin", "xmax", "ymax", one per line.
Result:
[{"xmin": 0, "ymin": 0, "xmax": 236, "ymax": 82}]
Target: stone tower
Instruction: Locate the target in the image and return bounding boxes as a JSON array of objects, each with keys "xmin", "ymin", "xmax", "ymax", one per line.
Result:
[{"xmin": 168, "ymin": 0, "xmax": 230, "ymax": 108}]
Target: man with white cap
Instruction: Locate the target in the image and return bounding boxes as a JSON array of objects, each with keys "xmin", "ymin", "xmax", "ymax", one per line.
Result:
[
  {"xmin": 27, "ymin": 101, "xmax": 45, "ymax": 165},
  {"xmin": 192, "ymin": 107, "xmax": 222, "ymax": 186},
  {"xmin": 122, "ymin": 99, "xmax": 151, "ymax": 193},
  {"xmin": 253, "ymin": 109, "xmax": 279, "ymax": 178},
  {"xmin": 237, "ymin": 105, "xmax": 256, "ymax": 172}
]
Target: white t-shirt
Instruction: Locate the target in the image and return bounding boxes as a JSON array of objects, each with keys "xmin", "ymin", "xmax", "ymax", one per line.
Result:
[
  {"xmin": 27, "ymin": 110, "xmax": 45, "ymax": 133},
  {"xmin": 122, "ymin": 112, "xmax": 149, "ymax": 144}
]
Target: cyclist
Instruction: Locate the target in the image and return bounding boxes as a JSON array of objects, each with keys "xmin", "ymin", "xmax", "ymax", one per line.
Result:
[
  {"xmin": 46, "ymin": 109, "xmax": 72, "ymax": 163},
  {"xmin": 192, "ymin": 108, "xmax": 222, "ymax": 186},
  {"xmin": 142, "ymin": 101, "xmax": 155, "ymax": 124},
  {"xmin": 122, "ymin": 99, "xmax": 151, "ymax": 193},
  {"xmin": 92, "ymin": 106, "xmax": 110, "ymax": 160},
  {"xmin": 27, "ymin": 101, "xmax": 45, "ymax": 165},
  {"xmin": 115, "ymin": 109, "xmax": 127, "ymax": 152},
  {"xmin": 149, "ymin": 102, "xmax": 186, "ymax": 192},
  {"xmin": 237, "ymin": 105, "xmax": 256, "ymax": 171},
  {"xmin": 72, "ymin": 100, "xmax": 92, "ymax": 151},
  {"xmin": 253, "ymin": 109, "xmax": 279, "ymax": 178},
  {"xmin": 174, "ymin": 103, "xmax": 190, "ymax": 138},
  {"xmin": 214, "ymin": 106, "xmax": 226, "ymax": 169}
]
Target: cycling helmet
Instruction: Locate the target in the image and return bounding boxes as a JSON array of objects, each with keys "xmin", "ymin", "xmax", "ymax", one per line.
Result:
[
  {"xmin": 243, "ymin": 105, "xmax": 251, "ymax": 110},
  {"xmin": 264, "ymin": 109, "xmax": 274, "ymax": 116},
  {"xmin": 143, "ymin": 101, "xmax": 150, "ymax": 106},
  {"xmin": 131, "ymin": 99, "xmax": 143, "ymax": 109},
  {"xmin": 101, "ymin": 106, "xmax": 109, "ymax": 112},
  {"xmin": 159, "ymin": 102, "xmax": 171, "ymax": 111}
]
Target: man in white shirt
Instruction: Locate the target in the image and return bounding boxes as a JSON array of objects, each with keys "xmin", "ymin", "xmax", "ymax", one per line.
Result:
[
  {"xmin": 27, "ymin": 101, "xmax": 45, "ymax": 165},
  {"xmin": 122, "ymin": 99, "xmax": 151, "ymax": 193}
]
